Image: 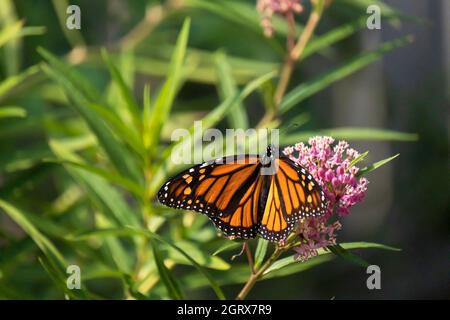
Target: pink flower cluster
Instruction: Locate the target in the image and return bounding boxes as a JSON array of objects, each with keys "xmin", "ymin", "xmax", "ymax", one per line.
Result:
[
  {"xmin": 293, "ymin": 217, "xmax": 342, "ymax": 262},
  {"xmin": 257, "ymin": 0, "xmax": 303, "ymax": 37},
  {"xmin": 283, "ymin": 136, "xmax": 369, "ymax": 261}
]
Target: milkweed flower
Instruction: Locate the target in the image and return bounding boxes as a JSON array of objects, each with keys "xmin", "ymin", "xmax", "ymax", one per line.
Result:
[
  {"xmin": 257, "ymin": 0, "xmax": 304, "ymax": 37},
  {"xmin": 283, "ymin": 136, "xmax": 369, "ymax": 261}
]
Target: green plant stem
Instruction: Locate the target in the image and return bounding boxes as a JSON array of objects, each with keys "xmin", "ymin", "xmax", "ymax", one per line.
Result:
[
  {"xmin": 236, "ymin": 247, "xmax": 283, "ymax": 300},
  {"xmin": 273, "ymin": 0, "xmax": 325, "ymax": 109},
  {"xmin": 236, "ymin": 233, "xmax": 300, "ymax": 300},
  {"xmin": 120, "ymin": 0, "xmax": 183, "ymax": 50},
  {"xmin": 244, "ymin": 241, "xmax": 256, "ymax": 274}
]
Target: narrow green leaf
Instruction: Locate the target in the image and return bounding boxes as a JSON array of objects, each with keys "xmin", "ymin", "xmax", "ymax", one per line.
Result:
[
  {"xmin": 101, "ymin": 48, "xmax": 141, "ymax": 131},
  {"xmin": 38, "ymin": 48, "xmax": 101, "ymax": 102},
  {"xmin": 328, "ymin": 244, "xmax": 370, "ymax": 268},
  {"xmin": 129, "ymin": 50, "xmax": 277, "ymax": 85},
  {"xmin": 280, "ymin": 36, "xmax": 414, "ymax": 113},
  {"xmin": 254, "ymin": 239, "xmax": 269, "ymax": 270},
  {"xmin": 340, "ymin": 242, "xmax": 401, "ymax": 251},
  {"xmin": 146, "ymin": 18, "xmax": 190, "ymax": 155},
  {"xmin": 0, "ymin": 201, "xmax": 96, "ymax": 298},
  {"xmin": 142, "ymin": 84, "xmax": 152, "ymax": 149},
  {"xmin": 264, "ymin": 241, "xmax": 400, "ymax": 277},
  {"xmin": 38, "ymin": 257, "xmax": 88, "ymax": 299},
  {"xmin": 215, "ymin": 51, "xmax": 248, "ymax": 129},
  {"xmin": 0, "ymin": 65, "xmax": 39, "ymax": 101},
  {"xmin": 166, "ymin": 240, "xmax": 230, "ymax": 270},
  {"xmin": 0, "ymin": 106, "xmax": 26, "ymax": 118},
  {"xmin": 0, "ymin": 20, "xmax": 22, "ymax": 48},
  {"xmin": 49, "ymin": 140, "xmax": 141, "ymax": 228},
  {"xmin": 302, "ymin": 18, "xmax": 367, "ymax": 59},
  {"xmin": 263, "ymin": 255, "xmax": 334, "ymax": 279},
  {"xmin": 349, "ymin": 150, "xmax": 369, "ymax": 168},
  {"xmin": 281, "ymin": 127, "xmax": 418, "ymax": 144},
  {"xmin": 46, "ymin": 159, "xmax": 145, "ymax": 200},
  {"xmin": 0, "ymin": 0, "xmax": 21, "ymax": 75},
  {"xmin": 88, "ymin": 102, "xmax": 145, "ymax": 157},
  {"xmin": 150, "ymin": 240, "xmax": 185, "ymax": 300},
  {"xmin": 357, "ymin": 154, "xmax": 400, "ymax": 177},
  {"xmin": 0, "ymin": 21, "xmax": 45, "ymax": 48},
  {"xmin": 212, "ymin": 241, "xmax": 242, "ymax": 256},
  {"xmin": 0, "ymin": 199, "xmax": 65, "ymax": 266},
  {"xmin": 68, "ymin": 227, "xmax": 227, "ymax": 300},
  {"xmin": 41, "ymin": 62, "xmax": 142, "ymax": 183}
]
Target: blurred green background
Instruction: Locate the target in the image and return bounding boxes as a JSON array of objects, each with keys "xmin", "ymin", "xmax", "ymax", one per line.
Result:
[{"xmin": 0, "ymin": 0, "xmax": 448, "ymax": 299}]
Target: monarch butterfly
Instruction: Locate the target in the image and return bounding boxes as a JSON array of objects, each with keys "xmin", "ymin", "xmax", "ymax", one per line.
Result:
[{"xmin": 158, "ymin": 145, "xmax": 327, "ymax": 242}]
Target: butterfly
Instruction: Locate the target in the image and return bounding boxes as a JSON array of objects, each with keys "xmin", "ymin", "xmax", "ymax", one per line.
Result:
[{"xmin": 157, "ymin": 145, "xmax": 327, "ymax": 242}]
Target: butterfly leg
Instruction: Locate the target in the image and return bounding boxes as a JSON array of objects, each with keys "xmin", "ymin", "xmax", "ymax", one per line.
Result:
[{"xmin": 231, "ymin": 241, "xmax": 255, "ymax": 274}]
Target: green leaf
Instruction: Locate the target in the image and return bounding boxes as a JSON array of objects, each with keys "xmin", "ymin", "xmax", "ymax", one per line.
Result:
[
  {"xmin": 0, "ymin": 65, "xmax": 39, "ymax": 102},
  {"xmin": 88, "ymin": 103, "xmax": 145, "ymax": 157},
  {"xmin": 49, "ymin": 140, "xmax": 140, "ymax": 228},
  {"xmin": 280, "ymin": 36, "xmax": 414, "ymax": 113},
  {"xmin": 38, "ymin": 48, "xmax": 100, "ymax": 102},
  {"xmin": 38, "ymin": 256, "xmax": 96, "ymax": 299},
  {"xmin": 328, "ymin": 244, "xmax": 369, "ymax": 268},
  {"xmin": 67, "ymin": 227, "xmax": 227, "ymax": 300},
  {"xmin": 0, "ymin": 20, "xmax": 22, "ymax": 48},
  {"xmin": 0, "ymin": 200, "xmax": 94, "ymax": 299},
  {"xmin": 101, "ymin": 48, "xmax": 141, "ymax": 131},
  {"xmin": 281, "ymin": 127, "xmax": 418, "ymax": 144},
  {"xmin": 46, "ymin": 159, "xmax": 145, "ymax": 200},
  {"xmin": 302, "ymin": 17, "xmax": 367, "ymax": 59},
  {"xmin": 254, "ymin": 239, "xmax": 269, "ymax": 270},
  {"xmin": 0, "ymin": 199, "xmax": 65, "ymax": 266},
  {"xmin": 357, "ymin": 154, "xmax": 400, "ymax": 177},
  {"xmin": 215, "ymin": 51, "xmax": 248, "ymax": 129},
  {"xmin": 40, "ymin": 58, "xmax": 142, "ymax": 183},
  {"xmin": 212, "ymin": 241, "xmax": 242, "ymax": 256},
  {"xmin": 129, "ymin": 49, "xmax": 277, "ymax": 85},
  {"xmin": 339, "ymin": 242, "xmax": 401, "ymax": 251},
  {"xmin": 142, "ymin": 84, "xmax": 152, "ymax": 149},
  {"xmin": 0, "ymin": 0, "xmax": 21, "ymax": 76},
  {"xmin": 146, "ymin": 18, "xmax": 190, "ymax": 155},
  {"xmin": 0, "ymin": 106, "xmax": 26, "ymax": 118},
  {"xmin": 349, "ymin": 150, "xmax": 369, "ymax": 168},
  {"xmin": 263, "ymin": 255, "xmax": 334, "ymax": 279},
  {"xmin": 150, "ymin": 240, "xmax": 185, "ymax": 300},
  {"xmin": 0, "ymin": 20, "xmax": 45, "ymax": 49},
  {"xmin": 263, "ymin": 241, "xmax": 400, "ymax": 277},
  {"xmin": 166, "ymin": 240, "xmax": 230, "ymax": 270}
]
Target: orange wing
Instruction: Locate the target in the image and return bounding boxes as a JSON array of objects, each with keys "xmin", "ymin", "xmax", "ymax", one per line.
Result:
[
  {"xmin": 258, "ymin": 157, "xmax": 327, "ymax": 241},
  {"xmin": 158, "ymin": 155, "xmax": 262, "ymax": 238}
]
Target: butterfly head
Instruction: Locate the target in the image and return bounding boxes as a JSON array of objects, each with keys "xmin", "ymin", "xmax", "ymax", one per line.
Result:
[
  {"xmin": 261, "ymin": 144, "xmax": 279, "ymax": 169},
  {"xmin": 266, "ymin": 144, "xmax": 273, "ymax": 157}
]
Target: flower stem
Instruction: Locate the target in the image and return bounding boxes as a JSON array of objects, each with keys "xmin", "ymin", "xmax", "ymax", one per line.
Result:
[
  {"xmin": 273, "ymin": 0, "xmax": 325, "ymax": 108},
  {"xmin": 244, "ymin": 242, "xmax": 256, "ymax": 274},
  {"xmin": 236, "ymin": 247, "xmax": 283, "ymax": 300}
]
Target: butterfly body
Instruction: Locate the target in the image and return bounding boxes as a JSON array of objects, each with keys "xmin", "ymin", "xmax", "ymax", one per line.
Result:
[{"xmin": 158, "ymin": 146, "xmax": 327, "ymax": 242}]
